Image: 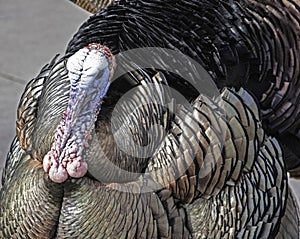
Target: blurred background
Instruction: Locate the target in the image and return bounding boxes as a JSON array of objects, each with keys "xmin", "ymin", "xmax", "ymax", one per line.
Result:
[{"xmin": 0, "ymin": 0, "xmax": 299, "ymax": 202}]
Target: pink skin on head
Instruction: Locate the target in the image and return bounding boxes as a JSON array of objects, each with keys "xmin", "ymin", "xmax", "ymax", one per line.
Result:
[{"xmin": 43, "ymin": 43, "xmax": 116, "ymax": 183}]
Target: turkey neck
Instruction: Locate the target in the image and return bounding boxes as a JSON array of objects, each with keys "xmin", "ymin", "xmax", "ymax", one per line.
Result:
[{"xmin": 43, "ymin": 43, "xmax": 116, "ymax": 183}]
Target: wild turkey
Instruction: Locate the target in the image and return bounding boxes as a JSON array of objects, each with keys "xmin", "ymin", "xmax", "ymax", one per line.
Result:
[{"xmin": 1, "ymin": 0, "xmax": 300, "ymax": 238}]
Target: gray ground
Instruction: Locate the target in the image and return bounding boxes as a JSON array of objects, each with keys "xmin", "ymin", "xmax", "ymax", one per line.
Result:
[{"xmin": 0, "ymin": 0, "xmax": 299, "ymax": 203}]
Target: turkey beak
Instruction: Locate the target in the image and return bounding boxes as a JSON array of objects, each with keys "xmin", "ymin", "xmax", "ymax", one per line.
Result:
[{"xmin": 43, "ymin": 43, "xmax": 116, "ymax": 183}]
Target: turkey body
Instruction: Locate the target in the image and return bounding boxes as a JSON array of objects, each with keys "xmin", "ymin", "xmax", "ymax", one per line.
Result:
[
  {"xmin": 1, "ymin": 0, "xmax": 300, "ymax": 238},
  {"xmin": 67, "ymin": 0, "xmax": 300, "ymax": 170}
]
